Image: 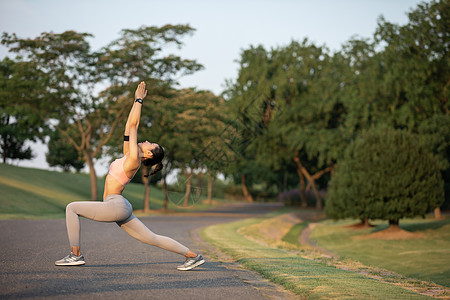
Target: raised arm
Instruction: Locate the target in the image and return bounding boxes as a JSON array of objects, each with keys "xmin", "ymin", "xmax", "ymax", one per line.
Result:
[{"xmin": 123, "ymin": 81, "xmax": 147, "ymax": 159}]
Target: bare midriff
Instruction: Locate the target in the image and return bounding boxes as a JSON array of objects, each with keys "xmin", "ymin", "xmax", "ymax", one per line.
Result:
[{"xmin": 103, "ymin": 175, "xmax": 126, "ymax": 200}]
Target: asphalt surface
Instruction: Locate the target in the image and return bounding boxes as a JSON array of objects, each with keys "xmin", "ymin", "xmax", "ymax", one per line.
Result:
[{"xmin": 0, "ymin": 202, "xmax": 294, "ymax": 300}]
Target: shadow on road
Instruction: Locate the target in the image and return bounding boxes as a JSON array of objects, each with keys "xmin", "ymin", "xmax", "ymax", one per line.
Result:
[{"xmin": 0, "ymin": 202, "xmax": 293, "ymax": 300}]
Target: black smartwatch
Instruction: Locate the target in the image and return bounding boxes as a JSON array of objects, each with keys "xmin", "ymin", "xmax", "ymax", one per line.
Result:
[{"xmin": 135, "ymin": 98, "xmax": 143, "ymax": 104}]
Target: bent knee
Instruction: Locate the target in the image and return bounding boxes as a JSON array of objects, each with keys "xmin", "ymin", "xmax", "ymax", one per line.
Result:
[
  {"xmin": 66, "ymin": 202, "xmax": 75, "ymax": 213},
  {"xmin": 66, "ymin": 201, "xmax": 81, "ymax": 214}
]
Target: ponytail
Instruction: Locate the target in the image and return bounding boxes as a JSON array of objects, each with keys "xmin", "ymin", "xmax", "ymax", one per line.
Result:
[
  {"xmin": 144, "ymin": 162, "xmax": 163, "ymax": 177},
  {"xmin": 142, "ymin": 144, "xmax": 164, "ymax": 177}
]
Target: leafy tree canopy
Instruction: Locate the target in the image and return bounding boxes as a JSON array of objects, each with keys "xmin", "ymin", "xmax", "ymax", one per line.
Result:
[{"xmin": 326, "ymin": 126, "xmax": 444, "ymax": 226}]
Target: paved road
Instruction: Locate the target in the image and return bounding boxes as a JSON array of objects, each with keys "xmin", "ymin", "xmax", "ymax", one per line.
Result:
[{"xmin": 0, "ymin": 202, "xmax": 294, "ymax": 299}]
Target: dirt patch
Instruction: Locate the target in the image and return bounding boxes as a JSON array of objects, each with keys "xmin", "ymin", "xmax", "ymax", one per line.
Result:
[
  {"xmin": 356, "ymin": 226, "xmax": 425, "ymax": 240},
  {"xmin": 254, "ymin": 212, "xmax": 302, "ymax": 241}
]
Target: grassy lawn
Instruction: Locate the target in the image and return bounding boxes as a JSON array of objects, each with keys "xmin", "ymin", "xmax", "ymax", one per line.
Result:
[
  {"xmin": 281, "ymin": 221, "xmax": 308, "ymax": 247},
  {"xmin": 202, "ymin": 213, "xmax": 432, "ymax": 299},
  {"xmin": 0, "ymin": 164, "xmax": 221, "ymax": 219},
  {"xmin": 311, "ymin": 218, "xmax": 450, "ymax": 288}
]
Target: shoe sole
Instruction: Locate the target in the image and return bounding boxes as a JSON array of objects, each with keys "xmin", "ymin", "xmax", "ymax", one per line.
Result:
[
  {"xmin": 55, "ymin": 261, "xmax": 85, "ymax": 266},
  {"xmin": 177, "ymin": 259, "xmax": 205, "ymax": 271}
]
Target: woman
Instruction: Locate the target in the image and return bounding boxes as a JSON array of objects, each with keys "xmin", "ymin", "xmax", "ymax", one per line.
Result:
[{"xmin": 55, "ymin": 81, "xmax": 204, "ymax": 271}]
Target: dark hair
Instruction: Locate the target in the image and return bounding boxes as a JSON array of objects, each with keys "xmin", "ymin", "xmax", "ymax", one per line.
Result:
[{"xmin": 142, "ymin": 144, "xmax": 164, "ymax": 177}]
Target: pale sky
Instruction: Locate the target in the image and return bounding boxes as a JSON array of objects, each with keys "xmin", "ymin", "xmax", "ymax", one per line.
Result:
[{"xmin": 0, "ymin": 0, "xmax": 427, "ymax": 173}]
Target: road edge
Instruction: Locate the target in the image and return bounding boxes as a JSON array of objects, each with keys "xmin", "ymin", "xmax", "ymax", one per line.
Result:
[{"xmin": 190, "ymin": 225, "xmax": 299, "ymax": 300}]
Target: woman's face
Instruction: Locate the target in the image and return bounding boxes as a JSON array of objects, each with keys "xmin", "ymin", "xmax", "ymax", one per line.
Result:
[{"xmin": 139, "ymin": 141, "xmax": 158, "ymax": 159}]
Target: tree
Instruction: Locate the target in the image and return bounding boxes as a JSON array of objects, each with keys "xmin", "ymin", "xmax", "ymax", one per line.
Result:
[
  {"xmin": 0, "ymin": 57, "xmax": 46, "ymax": 164},
  {"xmin": 107, "ymin": 85, "xmax": 226, "ymax": 211},
  {"xmin": 330, "ymin": 0, "xmax": 449, "ymax": 218},
  {"xmin": 280, "ymin": 45, "xmax": 349, "ymax": 209},
  {"xmin": 46, "ymin": 130, "xmax": 84, "ymax": 172},
  {"xmin": 0, "ymin": 114, "xmax": 34, "ymax": 163},
  {"xmin": 2, "ymin": 25, "xmax": 203, "ymax": 200},
  {"xmin": 101, "ymin": 25, "xmax": 203, "ymax": 209},
  {"xmin": 154, "ymin": 89, "xmax": 226, "ymax": 207},
  {"xmin": 372, "ymin": 0, "xmax": 450, "ymax": 217},
  {"xmin": 225, "ymin": 40, "xmax": 348, "ymax": 208},
  {"xmin": 326, "ymin": 127, "xmax": 444, "ymax": 228},
  {"xmin": 418, "ymin": 114, "xmax": 450, "ymax": 216},
  {"xmin": 2, "ymin": 30, "xmax": 107, "ymax": 199},
  {"xmin": 224, "ymin": 45, "xmax": 293, "ymax": 203}
]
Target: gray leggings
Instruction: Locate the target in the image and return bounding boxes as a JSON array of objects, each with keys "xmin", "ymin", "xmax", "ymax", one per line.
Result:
[{"xmin": 65, "ymin": 194, "xmax": 189, "ymax": 256}]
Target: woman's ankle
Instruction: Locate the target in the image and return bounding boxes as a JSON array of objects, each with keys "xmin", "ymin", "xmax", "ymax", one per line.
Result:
[
  {"xmin": 71, "ymin": 246, "xmax": 81, "ymax": 256},
  {"xmin": 185, "ymin": 250, "xmax": 197, "ymax": 258}
]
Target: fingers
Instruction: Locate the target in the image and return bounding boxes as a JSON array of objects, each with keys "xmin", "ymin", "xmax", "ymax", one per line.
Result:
[
  {"xmin": 135, "ymin": 81, "xmax": 147, "ymax": 99},
  {"xmin": 140, "ymin": 81, "xmax": 147, "ymax": 99}
]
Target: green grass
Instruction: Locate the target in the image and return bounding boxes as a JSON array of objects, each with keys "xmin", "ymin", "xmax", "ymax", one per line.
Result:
[
  {"xmin": 311, "ymin": 218, "xmax": 450, "ymax": 287},
  {"xmin": 281, "ymin": 221, "xmax": 308, "ymax": 247},
  {"xmin": 0, "ymin": 163, "xmax": 220, "ymax": 219},
  {"xmin": 202, "ymin": 216, "xmax": 431, "ymax": 299}
]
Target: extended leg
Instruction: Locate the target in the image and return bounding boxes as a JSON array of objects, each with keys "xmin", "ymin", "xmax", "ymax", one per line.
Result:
[{"xmin": 118, "ymin": 215, "xmax": 190, "ymax": 256}]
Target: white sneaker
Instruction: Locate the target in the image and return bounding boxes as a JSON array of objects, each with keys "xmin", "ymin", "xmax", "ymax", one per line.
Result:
[
  {"xmin": 177, "ymin": 254, "xmax": 205, "ymax": 271},
  {"xmin": 55, "ymin": 253, "xmax": 85, "ymax": 266}
]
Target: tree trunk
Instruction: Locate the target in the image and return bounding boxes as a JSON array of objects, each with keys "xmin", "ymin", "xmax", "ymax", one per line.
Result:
[
  {"xmin": 389, "ymin": 219, "xmax": 400, "ymax": 229},
  {"xmin": 197, "ymin": 171, "xmax": 203, "ymax": 197},
  {"xmin": 83, "ymin": 151, "xmax": 98, "ymax": 201},
  {"xmin": 142, "ymin": 168, "xmax": 150, "ymax": 213},
  {"xmin": 241, "ymin": 174, "xmax": 253, "ymax": 202},
  {"xmin": 163, "ymin": 173, "xmax": 169, "ymax": 212},
  {"xmin": 295, "ymin": 167, "xmax": 308, "ymax": 208},
  {"xmin": 2, "ymin": 116, "xmax": 8, "ymax": 164},
  {"xmin": 434, "ymin": 207, "xmax": 441, "ymax": 220},
  {"xmin": 293, "ymin": 154, "xmax": 332, "ymax": 210},
  {"xmin": 361, "ymin": 218, "xmax": 371, "ymax": 227},
  {"xmin": 306, "ymin": 178, "xmax": 323, "ymax": 209},
  {"xmin": 304, "ymin": 171, "xmax": 322, "ymax": 210},
  {"xmin": 208, "ymin": 173, "xmax": 213, "ymax": 205},
  {"xmin": 293, "ymin": 155, "xmax": 321, "ymax": 208},
  {"xmin": 183, "ymin": 171, "xmax": 191, "ymax": 207}
]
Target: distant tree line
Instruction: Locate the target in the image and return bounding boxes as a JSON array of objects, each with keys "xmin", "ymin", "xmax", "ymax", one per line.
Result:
[
  {"xmin": 1, "ymin": 0, "xmax": 448, "ymax": 224},
  {"xmin": 222, "ymin": 0, "xmax": 448, "ymax": 227}
]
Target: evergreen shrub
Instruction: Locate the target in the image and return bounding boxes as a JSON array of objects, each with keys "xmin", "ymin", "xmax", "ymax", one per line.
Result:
[{"xmin": 325, "ymin": 127, "xmax": 444, "ymax": 226}]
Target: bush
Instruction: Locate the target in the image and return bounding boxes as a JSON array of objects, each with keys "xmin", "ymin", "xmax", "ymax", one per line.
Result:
[
  {"xmin": 326, "ymin": 127, "xmax": 444, "ymax": 226},
  {"xmin": 278, "ymin": 189, "xmax": 326, "ymax": 207}
]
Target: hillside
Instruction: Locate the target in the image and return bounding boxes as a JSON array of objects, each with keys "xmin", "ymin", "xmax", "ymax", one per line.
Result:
[{"xmin": 0, "ymin": 164, "xmax": 200, "ymax": 219}]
